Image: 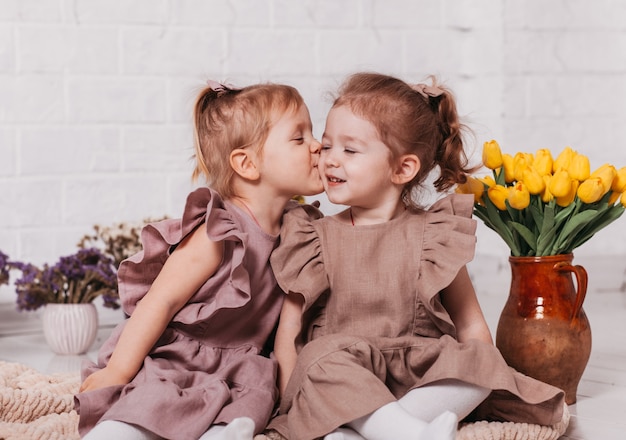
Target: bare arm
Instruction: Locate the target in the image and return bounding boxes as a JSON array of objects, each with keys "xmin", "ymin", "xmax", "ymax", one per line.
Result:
[
  {"xmin": 273, "ymin": 293, "xmax": 304, "ymax": 398},
  {"xmin": 440, "ymin": 266, "xmax": 493, "ymax": 345},
  {"xmin": 80, "ymin": 224, "xmax": 223, "ymax": 392}
]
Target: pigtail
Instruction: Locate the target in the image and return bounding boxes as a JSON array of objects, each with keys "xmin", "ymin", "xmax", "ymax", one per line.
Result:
[
  {"xmin": 191, "ymin": 84, "xmax": 242, "ymax": 194},
  {"xmin": 411, "ymin": 77, "xmax": 477, "ymax": 193},
  {"xmin": 430, "ymin": 89, "xmax": 476, "ymax": 192},
  {"xmin": 191, "ymin": 88, "xmax": 214, "ymax": 183}
]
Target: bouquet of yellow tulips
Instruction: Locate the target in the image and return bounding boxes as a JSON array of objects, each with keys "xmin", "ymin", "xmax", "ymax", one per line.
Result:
[{"xmin": 457, "ymin": 140, "xmax": 626, "ymax": 257}]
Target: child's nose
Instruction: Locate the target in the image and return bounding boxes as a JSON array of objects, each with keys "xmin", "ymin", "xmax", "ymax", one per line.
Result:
[
  {"xmin": 323, "ymin": 149, "xmax": 338, "ymax": 167},
  {"xmin": 310, "ymin": 139, "xmax": 322, "ymax": 154}
]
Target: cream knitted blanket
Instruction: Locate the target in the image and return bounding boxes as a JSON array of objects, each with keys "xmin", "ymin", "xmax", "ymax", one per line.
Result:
[
  {"xmin": 0, "ymin": 361, "xmax": 80, "ymax": 440},
  {"xmin": 0, "ymin": 361, "xmax": 569, "ymax": 440}
]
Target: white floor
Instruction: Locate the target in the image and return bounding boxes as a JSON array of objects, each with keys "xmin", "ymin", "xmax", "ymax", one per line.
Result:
[{"xmin": 0, "ymin": 255, "xmax": 625, "ymax": 439}]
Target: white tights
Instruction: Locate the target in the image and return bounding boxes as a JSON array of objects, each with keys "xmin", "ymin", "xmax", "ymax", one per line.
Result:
[
  {"xmin": 198, "ymin": 417, "xmax": 255, "ymax": 440},
  {"xmin": 82, "ymin": 421, "xmax": 160, "ymax": 440},
  {"xmin": 83, "ymin": 417, "xmax": 255, "ymax": 440},
  {"xmin": 398, "ymin": 379, "xmax": 490, "ymax": 421},
  {"xmin": 324, "ymin": 379, "xmax": 490, "ymax": 440}
]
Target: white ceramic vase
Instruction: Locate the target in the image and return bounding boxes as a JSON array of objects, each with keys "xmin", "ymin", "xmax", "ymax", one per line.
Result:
[{"xmin": 42, "ymin": 303, "xmax": 99, "ymax": 355}]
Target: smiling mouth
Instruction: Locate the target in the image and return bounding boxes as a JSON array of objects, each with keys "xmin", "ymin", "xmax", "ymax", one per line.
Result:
[{"xmin": 327, "ymin": 176, "xmax": 345, "ymax": 183}]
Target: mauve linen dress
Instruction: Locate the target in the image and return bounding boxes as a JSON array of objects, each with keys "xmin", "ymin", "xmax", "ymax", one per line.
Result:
[
  {"xmin": 268, "ymin": 194, "xmax": 566, "ymax": 440},
  {"xmin": 75, "ymin": 187, "xmax": 287, "ymax": 440}
]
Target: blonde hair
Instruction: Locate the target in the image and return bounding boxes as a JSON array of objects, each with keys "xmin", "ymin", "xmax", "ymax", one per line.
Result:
[
  {"xmin": 333, "ymin": 73, "xmax": 476, "ymax": 208},
  {"xmin": 192, "ymin": 83, "xmax": 304, "ymax": 199}
]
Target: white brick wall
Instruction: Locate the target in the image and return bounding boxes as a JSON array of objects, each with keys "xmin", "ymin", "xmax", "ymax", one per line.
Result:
[{"xmin": 1, "ymin": 0, "xmax": 626, "ymax": 293}]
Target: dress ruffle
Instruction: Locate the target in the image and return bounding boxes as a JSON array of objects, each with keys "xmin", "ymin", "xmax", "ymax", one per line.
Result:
[
  {"xmin": 118, "ymin": 187, "xmax": 254, "ymax": 324},
  {"xmin": 417, "ymin": 193, "xmax": 477, "ymax": 336},
  {"xmin": 270, "ymin": 203, "xmax": 326, "ymax": 311}
]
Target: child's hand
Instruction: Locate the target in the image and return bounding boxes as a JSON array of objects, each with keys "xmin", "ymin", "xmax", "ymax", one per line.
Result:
[{"xmin": 79, "ymin": 366, "xmax": 131, "ymax": 392}]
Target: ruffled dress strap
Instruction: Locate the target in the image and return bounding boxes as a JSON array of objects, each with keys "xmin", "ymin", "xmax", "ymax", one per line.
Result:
[
  {"xmin": 117, "ymin": 187, "xmax": 250, "ymax": 316},
  {"xmin": 270, "ymin": 203, "xmax": 326, "ymax": 310},
  {"xmin": 417, "ymin": 193, "xmax": 477, "ymax": 335}
]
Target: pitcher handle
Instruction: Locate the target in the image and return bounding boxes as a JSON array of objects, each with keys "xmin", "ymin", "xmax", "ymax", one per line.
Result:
[{"xmin": 555, "ymin": 262, "xmax": 588, "ymax": 322}]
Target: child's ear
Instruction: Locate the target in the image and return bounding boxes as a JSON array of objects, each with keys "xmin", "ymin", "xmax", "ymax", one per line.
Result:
[
  {"xmin": 391, "ymin": 154, "xmax": 420, "ymax": 185},
  {"xmin": 230, "ymin": 149, "xmax": 260, "ymax": 181}
]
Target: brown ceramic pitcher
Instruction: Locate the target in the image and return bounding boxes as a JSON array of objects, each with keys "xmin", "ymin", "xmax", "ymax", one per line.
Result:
[{"xmin": 495, "ymin": 253, "xmax": 591, "ymax": 404}]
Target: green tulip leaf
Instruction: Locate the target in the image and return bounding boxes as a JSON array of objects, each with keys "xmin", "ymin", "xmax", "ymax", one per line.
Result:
[
  {"xmin": 509, "ymin": 221, "xmax": 537, "ymax": 252},
  {"xmin": 473, "ymin": 207, "xmax": 499, "ymax": 232},
  {"xmin": 504, "ymin": 201, "xmax": 525, "ymax": 253},
  {"xmin": 553, "ymin": 202, "xmax": 577, "ymax": 225},
  {"xmin": 537, "ymin": 232, "xmax": 558, "ymax": 256},
  {"xmin": 495, "ymin": 168, "xmax": 506, "ymax": 186},
  {"xmin": 536, "ymin": 205, "xmax": 556, "ymax": 256},
  {"xmin": 529, "ymin": 204, "xmax": 544, "ymax": 230},
  {"xmin": 505, "ymin": 201, "xmax": 522, "ymax": 224},
  {"xmin": 552, "ymin": 210, "xmax": 600, "ymax": 254},
  {"xmin": 481, "ymin": 198, "xmax": 521, "ymax": 255},
  {"xmin": 566, "ymin": 205, "xmax": 625, "ymax": 252},
  {"xmin": 540, "ymin": 205, "xmax": 555, "ymax": 234}
]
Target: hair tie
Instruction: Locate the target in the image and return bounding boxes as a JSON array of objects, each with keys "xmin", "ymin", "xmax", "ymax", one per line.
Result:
[
  {"xmin": 412, "ymin": 83, "xmax": 444, "ymax": 99},
  {"xmin": 206, "ymin": 79, "xmax": 241, "ymax": 94}
]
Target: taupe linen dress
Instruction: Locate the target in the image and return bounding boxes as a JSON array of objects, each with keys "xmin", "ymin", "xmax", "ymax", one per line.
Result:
[
  {"xmin": 268, "ymin": 194, "xmax": 565, "ymax": 440},
  {"xmin": 75, "ymin": 188, "xmax": 285, "ymax": 440}
]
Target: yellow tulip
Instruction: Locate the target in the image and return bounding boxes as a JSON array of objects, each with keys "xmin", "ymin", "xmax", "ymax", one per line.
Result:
[
  {"xmin": 611, "ymin": 166, "xmax": 626, "ymax": 193},
  {"xmin": 522, "ymin": 167, "xmax": 545, "ymax": 195},
  {"xmin": 478, "ymin": 175, "xmax": 496, "ymax": 188},
  {"xmin": 502, "ymin": 153, "xmax": 515, "ymax": 183},
  {"xmin": 455, "ymin": 176, "xmax": 485, "ymax": 204},
  {"xmin": 552, "ymin": 146, "xmax": 575, "ymax": 172},
  {"xmin": 569, "ymin": 153, "xmax": 591, "ymax": 181},
  {"xmin": 549, "ymin": 169, "xmax": 572, "ymax": 197},
  {"xmin": 556, "ymin": 180, "xmax": 579, "ymax": 207},
  {"xmin": 541, "ymin": 175, "xmax": 553, "ymax": 203},
  {"xmin": 513, "ymin": 152, "xmax": 532, "ymax": 182},
  {"xmin": 608, "ymin": 191, "xmax": 620, "ymax": 205},
  {"xmin": 482, "ymin": 140, "xmax": 503, "ymax": 170},
  {"xmin": 589, "ymin": 163, "xmax": 617, "ymax": 193},
  {"xmin": 577, "ymin": 177, "xmax": 606, "ymax": 204},
  {"xmin": 533, "ymin": 149, "xmax": 553, "ymax": 176},
  {"xmin": 515, "ymin": 152, "xmax": 533, "ymax": 162},
  {"xmin": 621, "ymin": 191, "xmax": 626, "ymax": 208},
  {"xmin": 508, "ymin": 182, "xmax": 530, "ymax": 209},
  {"xmin": 488, "ymin": 185, "xmax": 509, "ymax": 210}
]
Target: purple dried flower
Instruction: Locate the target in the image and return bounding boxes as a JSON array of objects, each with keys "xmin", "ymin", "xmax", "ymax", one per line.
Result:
[
  {"xmin": 12, "ymin": 248, "xmax": 120, "ymax": 312},
  {"xmin": 54, "ymin": 253, "xmax": 86, "ymax": 280},
  {"xmin": 0, "ymin": 250, "xmax": 10, "ymax": 286},
  {"xmin": 13, "ymin": 263, "xmax": 55, "ymax": 311}
]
